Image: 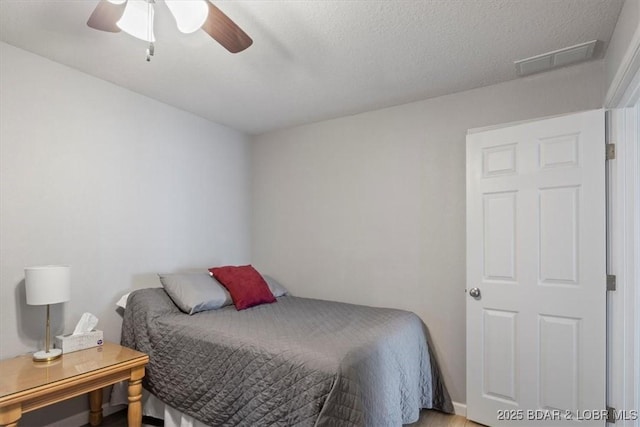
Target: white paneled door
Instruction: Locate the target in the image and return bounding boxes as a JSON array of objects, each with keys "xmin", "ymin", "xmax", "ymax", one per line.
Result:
[{"xmin": 466, "ymin": 110, "xmax": 606, "ymax": 426}]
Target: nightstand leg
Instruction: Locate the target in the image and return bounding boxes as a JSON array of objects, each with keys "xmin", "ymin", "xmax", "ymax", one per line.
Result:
[
  {"xmin": 0, "ymin": 403, "xmax": 21, "ymax": 427},
  {"xmin": 89, "ymin": 388, "xmax": 103, "ymax": 426},
  {"xmin": 127, "ymin": 366, "xmax": 145, "ymax": 427}
]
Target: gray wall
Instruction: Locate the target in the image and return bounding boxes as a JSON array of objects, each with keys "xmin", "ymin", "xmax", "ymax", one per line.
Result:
[
  {"xmin": 250, "ymin": 59, "xmax": 606, "ymax": 405},
  {"xmin": 0, "ymin": 42, "xmax": 251, "ymax": 425}
]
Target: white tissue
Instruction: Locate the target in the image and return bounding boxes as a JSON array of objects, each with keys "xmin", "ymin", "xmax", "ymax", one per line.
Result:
[{"xmin": 72, "ymin": 312, "xmax": 99, "ymax": 335}]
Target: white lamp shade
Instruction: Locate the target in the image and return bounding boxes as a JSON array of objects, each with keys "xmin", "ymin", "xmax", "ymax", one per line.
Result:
[
  {"xmin": 117, "ymin": 0, "xmax": 156, "ymax": 42},
  {"xmin": 107, "ymin": 0, "xmax": 127, "ymax": 4},
  {"xmin": 25, "ymin": 266, "xmax": 71, "ymax": 306},
  {"xmin": 165, "ymin": 0, "xmax": 208, "ymax": 34}
]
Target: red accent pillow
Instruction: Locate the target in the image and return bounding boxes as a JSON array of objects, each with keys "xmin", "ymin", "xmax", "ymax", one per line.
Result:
[{"xmin": 208, "ymin": 265, "xmax": 276, "ymax": 310}]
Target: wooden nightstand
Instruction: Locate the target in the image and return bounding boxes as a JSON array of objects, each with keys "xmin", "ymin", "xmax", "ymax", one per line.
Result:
[{"xmin": 0, "ymin": 342, "xmax": 149, "ymax": 427}]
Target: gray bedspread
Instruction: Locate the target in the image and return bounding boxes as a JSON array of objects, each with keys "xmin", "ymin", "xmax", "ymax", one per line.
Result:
[{"xmin": 121, "ymin": 288, "xmax": 453, "ymax": 426}]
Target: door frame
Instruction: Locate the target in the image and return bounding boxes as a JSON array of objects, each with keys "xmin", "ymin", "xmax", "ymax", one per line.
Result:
[{"xmin": 605, "ymin": 26, "xmax": 640, "ymax": 426}]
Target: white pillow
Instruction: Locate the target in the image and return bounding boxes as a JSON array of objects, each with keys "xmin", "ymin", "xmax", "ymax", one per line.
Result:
[
  {"xmin": 159, "ymin": 272, "xmax": 232, "ymax": 315},
  {"xmin": 116, "ymin": 292, "xmax": 131, "ymax": 309},
  {"xmin": 263, "ymin": 275, "xmax": 290, "ymax": 298}
]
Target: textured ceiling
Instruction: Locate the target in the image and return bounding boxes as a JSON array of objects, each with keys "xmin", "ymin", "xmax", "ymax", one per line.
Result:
[{"xmin": 0, "ymin": 0, "xmax": 624, "ymax": 134}]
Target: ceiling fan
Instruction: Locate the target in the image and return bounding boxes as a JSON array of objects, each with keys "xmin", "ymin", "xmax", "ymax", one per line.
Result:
[{"xmin": 87, "ymin": 0, "xmax": 252, "ymax": 60}]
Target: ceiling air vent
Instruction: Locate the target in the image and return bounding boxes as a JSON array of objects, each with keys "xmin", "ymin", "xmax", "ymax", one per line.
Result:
[{"xmin": 515, "ymin": 40, "xmax": 598, "ymax": 77}]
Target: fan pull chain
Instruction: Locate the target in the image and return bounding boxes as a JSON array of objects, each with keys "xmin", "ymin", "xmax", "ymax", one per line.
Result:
[
  {"xmin": 146, "ymin": 0, "xmax": 155, "ymax": 62},
  {"xmin": 146, "ymin": 43, "xmax": 155, "ymax": 62}
]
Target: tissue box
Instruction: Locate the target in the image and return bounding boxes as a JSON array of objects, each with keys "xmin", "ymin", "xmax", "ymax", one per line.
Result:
[{"xmin": 55, "ymin": 330, "xmax": 104, "ymax": 354}]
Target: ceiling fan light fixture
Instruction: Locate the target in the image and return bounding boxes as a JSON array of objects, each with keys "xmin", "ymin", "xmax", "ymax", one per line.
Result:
[
  {"xmin": 165, "ymin": 0, "xmax": 208, "ymax": 34},
  {"xmin": 87, "ymin": 0, "xmax": 252, "ymax": 56},
  {"xmin": 116, "ymin": 0, "xmax": 155, "ymax": 42}
]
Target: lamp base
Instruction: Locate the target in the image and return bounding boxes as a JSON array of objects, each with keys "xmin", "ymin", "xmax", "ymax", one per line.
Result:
[{"xmin": 33, "ymin": 348, "xmax": 62, "ymax": 362}]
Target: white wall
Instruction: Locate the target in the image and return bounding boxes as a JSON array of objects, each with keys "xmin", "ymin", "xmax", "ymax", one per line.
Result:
[
  {"xmin": 605, "ymin": 0, "xmax": 640, "ymax": 104},
  {"xmin": 605, "ymin": 0, "xmax": 640, "ymax": 419},
  {"xmin": 0, "ymin": 42, "xmax": 251, "ymax": 424},
  {"xmin": 250, "ymin": 59, "xmax": 606, "ymax": 405}
]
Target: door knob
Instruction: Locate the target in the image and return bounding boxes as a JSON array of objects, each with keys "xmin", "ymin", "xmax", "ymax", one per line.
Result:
[{"xmin": 469, "ymin": 287, "xmax": 481, "ymax": 298}]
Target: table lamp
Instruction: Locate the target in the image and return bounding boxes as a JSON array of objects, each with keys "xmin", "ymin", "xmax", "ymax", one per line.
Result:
[{"xmin": 25, "ymin": 265, "xmax": 71, "ymax": 362}]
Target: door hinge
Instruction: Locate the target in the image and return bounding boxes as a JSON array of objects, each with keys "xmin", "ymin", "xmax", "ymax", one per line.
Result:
[
  {"xmin": 607, "ymin": 274, "xmax": 616, "ymax": 291},
  {"xmin": 607, "ymin": 406, "xmax": 616, "ymax": 423},
  {"xmin": 606, "ymin": 143, "xmax": 616, "ymax": 160}
]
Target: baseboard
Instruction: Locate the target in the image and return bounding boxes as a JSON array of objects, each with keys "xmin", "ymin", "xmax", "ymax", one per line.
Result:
[
  {"xmin": 47, "ymin": 400, "xmax": 466, "ymax": 425},
  {"xmin": 46, "ymin": 403, "xmax": 125, "ymax": 427},
  {"xmin": 453, "ymin": 401, "xmax": 467, "ymax": 417}
]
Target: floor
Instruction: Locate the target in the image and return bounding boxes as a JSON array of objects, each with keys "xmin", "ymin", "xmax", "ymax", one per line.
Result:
[
  {"xmin": 93, "ymin": 409, "xmax": 486, "ymax": 427},
  {"xmin": 410, "ymin": 410, "xmax": 486, "ymax": 427}
]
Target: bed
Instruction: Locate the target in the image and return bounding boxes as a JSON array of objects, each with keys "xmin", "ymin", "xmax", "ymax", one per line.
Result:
[{"xmin": 120, "ymin": 287, "xmax": 453, "ymax": 426}]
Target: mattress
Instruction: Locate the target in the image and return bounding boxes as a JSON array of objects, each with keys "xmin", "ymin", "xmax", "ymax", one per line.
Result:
[{"xmin": 121, "ymin": 288, "xmax": 453, "ymax": 426}]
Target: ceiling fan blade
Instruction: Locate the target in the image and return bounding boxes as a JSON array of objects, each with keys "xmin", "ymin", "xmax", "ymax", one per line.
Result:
[
  {"xmin": 202, "ymin": 2, "xmax": 253, "ymax": 54},
  {"xmin": 87, "ymin": 0, "xmax": 126, "ymax": 33}
]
